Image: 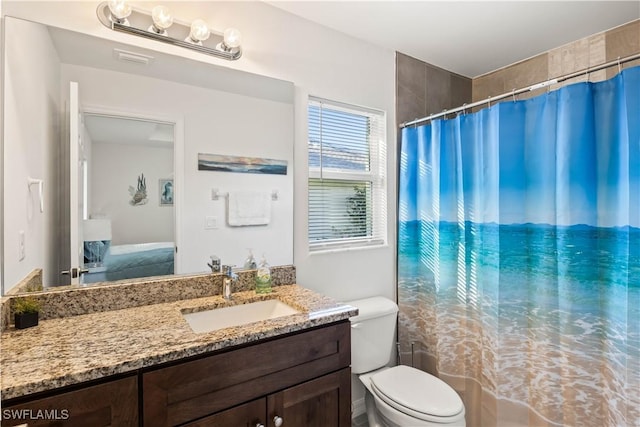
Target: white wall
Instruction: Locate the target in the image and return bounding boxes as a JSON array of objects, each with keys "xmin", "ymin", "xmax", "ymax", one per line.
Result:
[
  {"xmin": 91, "ymin": 141, "xmax": 174, "ymax": 245},
  {"xmin": 3, "ymin": 0, "xmax": 397, "ymax": 303},
  {"xmin": 3, "ymin": 17, "xmax": 61, "ymax": 291}
]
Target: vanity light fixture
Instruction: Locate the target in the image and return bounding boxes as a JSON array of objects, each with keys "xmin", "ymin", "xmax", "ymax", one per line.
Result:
[
  {"xmin": 107, "ymin": 0, "xmax": 132, "ymax": 25},
  {"xmin": 186, "ymin": 19, "xmax": 211, "ymax": 45},
  {"xmin": 220, "ymin": 28, "xmax": 242, "ymax": 52},
  {"xmin": 96, "ymin": 1, "xmax": 242, "ymax": 61},
  {"xmin": 149, "ymin": 6, "xmax": 173, "ymax": 36}
]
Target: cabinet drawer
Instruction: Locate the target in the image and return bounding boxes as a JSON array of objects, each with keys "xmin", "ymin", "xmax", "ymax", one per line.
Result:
[
  {"xmin": 1, "ymin": 376, "xmax": 138, "ymax": 427},
  {"xmin": 143, "ymin": 321, "xmax": 350, "ymax": 426}
]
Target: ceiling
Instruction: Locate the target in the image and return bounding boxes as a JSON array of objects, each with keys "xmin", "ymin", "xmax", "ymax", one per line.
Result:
[
  {"xmin": 84, "ymin": 115, "xmax": 174, "ymax": 148},
  {"xmin": 268, "ymin": 1, "xmax": 640, "ymax": 78}
]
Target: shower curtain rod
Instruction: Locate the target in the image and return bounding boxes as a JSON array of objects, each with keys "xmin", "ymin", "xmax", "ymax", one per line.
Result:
[{"xmin": 400, "ymin": 52, "xmax": 640, "ymax": 128}]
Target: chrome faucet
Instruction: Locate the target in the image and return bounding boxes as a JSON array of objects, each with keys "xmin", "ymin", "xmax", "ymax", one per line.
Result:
[{"xmin": 221, "ymin": 265, "xmax": 237, "ymax": 300}]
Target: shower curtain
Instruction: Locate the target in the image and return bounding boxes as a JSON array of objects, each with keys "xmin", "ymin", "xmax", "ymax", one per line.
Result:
[{"xmin": 398, "ymin": 66, "xmax": 639, "ymax": 427}]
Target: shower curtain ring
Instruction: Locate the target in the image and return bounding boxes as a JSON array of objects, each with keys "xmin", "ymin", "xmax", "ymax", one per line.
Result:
[
  {"xmin": 617, "ymin": 56, "xmax": 622, "ymax": 73},
  {"xmin": 462, "ymin": 103, "xmax": 467, "ymax": 115},
  {"xmin": 487, "ymin": 96, "xmax": 491, "ymax": 108},
  {"xmin": 512, "ymin": 89, "xmax": 516, "ymax": 103}
]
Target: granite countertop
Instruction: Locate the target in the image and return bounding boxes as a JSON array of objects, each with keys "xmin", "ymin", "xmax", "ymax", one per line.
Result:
[{"xmin": 0, "ymin": 284, "xmax": 357, "ymax": 401}]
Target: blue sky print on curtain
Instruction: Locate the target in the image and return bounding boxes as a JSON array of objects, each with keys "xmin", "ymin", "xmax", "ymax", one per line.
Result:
[{"xmin": 398, "ymin": 66, "xmax": 639, "ymax": 427}]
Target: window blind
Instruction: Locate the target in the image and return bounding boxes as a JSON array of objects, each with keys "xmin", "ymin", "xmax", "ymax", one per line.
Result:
[{"xmin": 308, "ymin": 97, "xmax": 387, "ymax": 251}]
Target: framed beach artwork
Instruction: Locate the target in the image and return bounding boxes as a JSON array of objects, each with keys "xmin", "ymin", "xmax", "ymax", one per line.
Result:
[
  {"xmin": 159, "ymin": 179, "xmax": 174, "ymax": 206},
  {"xmin": 197, "ymin": 153, "xmax": 288, "ymax": 175}
]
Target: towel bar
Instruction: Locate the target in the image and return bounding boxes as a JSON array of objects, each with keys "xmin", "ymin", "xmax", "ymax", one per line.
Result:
[{"xmin": 211, "ymin": 188, "xmax": 278, "ymax": 201}]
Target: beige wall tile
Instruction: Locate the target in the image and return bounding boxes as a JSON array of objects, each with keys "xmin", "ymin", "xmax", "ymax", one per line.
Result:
[
  {"xmin": 503, "ymin": 54, "xmax": 549, "ymax": 93},
  {"xmin": 588, "ymin": 34, "xmax": 607, "ymax": 82},
  {"xmin": 588, "ymin": 34, "xmax": 607, "ymax": 66},
  {"xmin": 548, "ymin": 46, "xmax": 563, "ymax": 79},
  {"xmin": 606, "ymin": 20, "xmax": 640, "ymax": 60},
  {"xmin": 473, "ymin": 19, "xmax": 639, "ymax": 100},
  {"xmin": 562, "ymin": 38, "xmax": 591, "ymax": 74},
  {"xmin": 472, "ymin": 73, "xmax": 505, "ymax": 103},
  {"xmin": 606, "ymin": 20, "xmax": 640, "ymax": 78}
]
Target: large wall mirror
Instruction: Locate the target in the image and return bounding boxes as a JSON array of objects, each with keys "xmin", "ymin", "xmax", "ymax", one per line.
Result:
[{"xmin": 2, "ymin": 16, "xmax": 295, "ymax": 295}]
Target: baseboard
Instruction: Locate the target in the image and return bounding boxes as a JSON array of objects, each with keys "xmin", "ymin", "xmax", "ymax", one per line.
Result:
[{"xmin": 352, "ymin": 397, "xmax": 366, "ymax": 418}]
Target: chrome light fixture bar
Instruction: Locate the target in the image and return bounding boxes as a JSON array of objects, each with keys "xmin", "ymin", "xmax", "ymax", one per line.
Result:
[{"xmin": 96, "ymin": 1, "xmax": 242, "ymax": 61}]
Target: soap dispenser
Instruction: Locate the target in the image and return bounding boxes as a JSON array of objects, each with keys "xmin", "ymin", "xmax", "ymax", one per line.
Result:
[
  {"xmin": 255, "ymin": 255, "xmax": 272, "ymax": 294},
  {"xmin": 244, "ymin": 249, "xmax": 257, "ymax": 270}
]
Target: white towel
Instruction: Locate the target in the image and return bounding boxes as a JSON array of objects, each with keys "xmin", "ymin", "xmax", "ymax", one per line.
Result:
[{"xmin": 227, "ymin": 191, "xmax": 271, "ymax": 226}]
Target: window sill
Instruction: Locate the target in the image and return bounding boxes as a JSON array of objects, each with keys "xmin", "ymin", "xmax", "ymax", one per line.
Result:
[{"xmin": 309, "ymin": 241, "xmax": 388, "ymax": 256}]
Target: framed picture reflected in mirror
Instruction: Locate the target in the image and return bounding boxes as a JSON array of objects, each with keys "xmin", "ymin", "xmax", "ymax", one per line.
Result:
[{"xmin": 159, "ymin": 179, "xmax": 174, "ymax": 206}]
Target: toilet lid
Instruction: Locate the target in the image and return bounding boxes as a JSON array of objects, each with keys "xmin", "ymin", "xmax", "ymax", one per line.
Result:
[{"xmin": 369, "ymin": 365, "xmax": 463, "ymax": 419}]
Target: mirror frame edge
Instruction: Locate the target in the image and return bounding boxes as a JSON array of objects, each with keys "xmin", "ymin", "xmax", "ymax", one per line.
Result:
[{"xmin": 1, "ymin": 14, "xmax": 7, "ymax": 296}]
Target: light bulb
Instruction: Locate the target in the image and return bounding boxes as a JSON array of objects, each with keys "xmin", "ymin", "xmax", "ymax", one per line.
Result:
[
  {"xmin": 187, "ymin": 19, "xmax": 210, "ymax": 44},
  {"xmin": 107, "ymin": 0, "xmax": 132, "ymax": 22},
  {"xmin": 150, "ymin": 6, "xmax": 173, "ymax": 34},
  {"xmin": 223, "ymin": 28, "xmax": 242, "ymax": 49}
]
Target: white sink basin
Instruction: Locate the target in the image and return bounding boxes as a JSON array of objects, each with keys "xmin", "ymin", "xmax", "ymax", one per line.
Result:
[{"xmin": 183, "ymin": 299, "xmax": 301, "ymax": 333}]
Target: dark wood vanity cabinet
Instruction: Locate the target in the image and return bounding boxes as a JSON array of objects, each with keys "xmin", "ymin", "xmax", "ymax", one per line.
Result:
[
  {"xmin": 1, "ymin": 376, "xmax": 138, "ymax": 427},
  {"xmin": 143, "ymin": 321, "xmax": 351, "ymax": 427},
  {"xmin": 1, "ymin": 321, "xmax": 351, "ymax": 427}
]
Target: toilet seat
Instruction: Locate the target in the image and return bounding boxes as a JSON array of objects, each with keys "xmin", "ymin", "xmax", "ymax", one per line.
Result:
[{"xmin": 369, "ymin": 365, "xmax": 464, "ymax": 423}]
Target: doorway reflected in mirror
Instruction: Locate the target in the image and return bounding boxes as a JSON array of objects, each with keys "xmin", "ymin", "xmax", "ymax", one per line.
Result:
[{"xmin": 82, "ymin": 115, "xmax": 175, "ymax": 284}]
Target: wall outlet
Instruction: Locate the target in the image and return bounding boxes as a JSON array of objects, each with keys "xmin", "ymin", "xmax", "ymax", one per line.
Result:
[
  {"xmin": 18, "ymin": 230, "xmax": 25, "ymax": 261},
  {"xmin": 205, "ymin": 216, "xmax": 218, "ymax": 230}
]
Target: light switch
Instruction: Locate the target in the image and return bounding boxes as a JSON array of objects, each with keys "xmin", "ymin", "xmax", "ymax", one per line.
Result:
[{"xmin": 205, "ymin": 216, "xmax": 218, "ymax": 230}]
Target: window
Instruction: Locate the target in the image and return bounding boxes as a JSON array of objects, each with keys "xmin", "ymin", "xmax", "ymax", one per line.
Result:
[{"xmin": 308, "ymin": 96, "xmax": 387, "ymax": 251}]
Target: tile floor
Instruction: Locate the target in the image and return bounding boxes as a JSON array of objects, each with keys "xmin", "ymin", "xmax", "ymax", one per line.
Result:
[{"xmin": 352, "ymin": 413, "xmax": 369, "ymax": 427}]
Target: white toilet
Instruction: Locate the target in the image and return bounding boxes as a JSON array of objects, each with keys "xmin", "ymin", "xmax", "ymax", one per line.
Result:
[{"xmin": 348, "ymin": 297, "xmax": 466, "ymax": 427}]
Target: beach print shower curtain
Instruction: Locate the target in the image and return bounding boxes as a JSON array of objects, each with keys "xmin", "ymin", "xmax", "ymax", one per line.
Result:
[{"xmin": 398, "ymin": 66, "xmax": 639, "ymax": 427}]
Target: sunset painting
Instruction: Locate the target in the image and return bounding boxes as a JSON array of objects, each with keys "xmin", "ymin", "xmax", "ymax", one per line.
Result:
[{"xmin": 197, "ymin": 153, "xmax": 288, "ymax": 175}]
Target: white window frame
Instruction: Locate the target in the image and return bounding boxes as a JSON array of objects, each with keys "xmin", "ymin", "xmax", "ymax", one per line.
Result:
[{"xmin": 308, "ymin": 96, "xmax": 387, "ymax": 252}]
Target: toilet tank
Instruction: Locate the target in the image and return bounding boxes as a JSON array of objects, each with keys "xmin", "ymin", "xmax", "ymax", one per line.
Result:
[{"xmin": 347, "ymin": 297, "xmax": 399, "ymax": 374}]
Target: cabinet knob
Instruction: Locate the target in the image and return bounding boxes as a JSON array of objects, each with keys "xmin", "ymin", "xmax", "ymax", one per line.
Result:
[{"xmin": 273, "ymin": 415, "xmax": 284, "ymax": 427}]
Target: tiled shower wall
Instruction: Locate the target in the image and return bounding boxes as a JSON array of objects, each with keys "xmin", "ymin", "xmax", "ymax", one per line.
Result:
[
  {"xmin": 396, "ymin": 53, "xmax": 472, "ymax": 128},
  {"xmin": 396, "ymin": 20, "xmax": 639, "ymax": 130},
  {"xmin": 473, "ymin": 20, "xmax": 640, "ymax": 102}
]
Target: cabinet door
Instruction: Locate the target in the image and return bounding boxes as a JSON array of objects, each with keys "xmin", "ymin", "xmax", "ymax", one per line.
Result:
[
  {"xmin": 182, "ymin": 398, "xmax": 266, "ymax": 427},
  {"xmin": 267, "ymin": 368, "xmax": 351, "ymax": 427},
  {"xmin": 143, "ymin": 322, "xmax": 350, "ymax": 426},
  {"xmin": 1, "ymin": 376, "xmax": 138, "ymax": 427}
]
